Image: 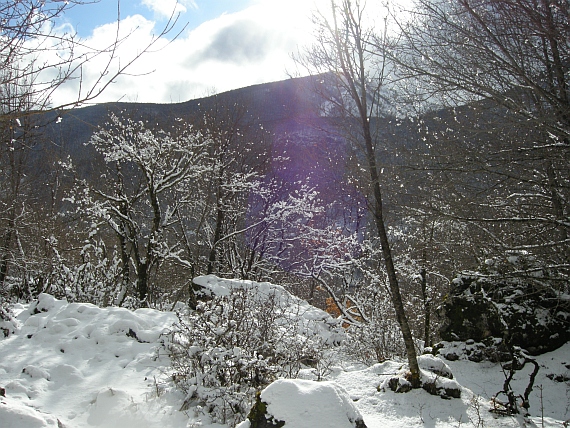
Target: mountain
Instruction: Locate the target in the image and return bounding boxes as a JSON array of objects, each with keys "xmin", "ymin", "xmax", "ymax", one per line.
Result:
[
  {"xmin": 34, "ymin": 75, "xmax": 336, "ymax": 182},
  {"xmin": 46, "ymin": 75, "xmax": 328, "ymax": 148}
]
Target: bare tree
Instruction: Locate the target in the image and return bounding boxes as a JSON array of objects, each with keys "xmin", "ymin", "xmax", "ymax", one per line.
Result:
[
  {"xmin": 298, "ymin": 0, "xmax": 421, "ymax": 386},
  {"xmin": 1, "ymin": 0, "xmax": 183, "ymax": 113},
  {"xmin": 391, "ymin": 0, "xmax": 569, "ymax": 267}
]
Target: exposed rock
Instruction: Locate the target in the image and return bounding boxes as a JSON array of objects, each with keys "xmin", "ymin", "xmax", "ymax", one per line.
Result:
[
  {"xmin": 379, "ymin": 360, "xmax": 462, "ymax": 399},
  {"xmin": 439, "ymin": 256, "xmax": 570, "ymax": 355},
  {"xmin": 546, "ymin": 373, "xmax": 570, "ymax": 383},
  {"xmin": 383, "ymin": 375, "xmax": 412, "ymax": 393},
  {"xmin": 443, "ymin": 352, "xmax": 460, "ymax": 362},
  {"xmin": 438, "ymin": 285, "xmax": 503, "ymax": 343},
  {"xmin": 421, "ymin": 380, "xmax": 461, "ymax": 399},
  {"xmin": 248, "ymin": 392, "xmax": 285, "ymax": 428}
]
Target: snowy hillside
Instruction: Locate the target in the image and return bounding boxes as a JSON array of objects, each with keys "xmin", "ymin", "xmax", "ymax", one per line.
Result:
[
  {"xmin": 0, "ymin": 279, "xmax": 569, "ymax": 427},
  {"xmin": 0, "ymin": 294, "xmax": 187, "ymax": 428}
]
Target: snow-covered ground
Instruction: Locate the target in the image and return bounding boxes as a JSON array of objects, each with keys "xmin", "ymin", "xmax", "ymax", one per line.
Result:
[{"xmin": 1, "ymin": 291, "xmax": 569, "ymax": 427}]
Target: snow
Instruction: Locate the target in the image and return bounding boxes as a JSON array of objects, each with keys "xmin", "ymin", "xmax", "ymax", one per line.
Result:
[
  {"xmin": 332, "ymin": 355, "xmax": 569, "ymax": 427},
  {"xmin": 259, "ymin": 379, "xmax": 363, "ymax": 428},
  {"xmin": 193, "ymin": 274, "xmax": 344, "ymax": 344},
  {"xmin": 1, "ymin": 289, "xmax": 569, "ymax": 427},
  {"xmin": 0, "ymin": 293, "xmax": 187, "ymax": 428}
]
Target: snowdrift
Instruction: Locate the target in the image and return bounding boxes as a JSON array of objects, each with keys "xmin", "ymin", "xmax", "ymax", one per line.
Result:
[{"xmin": 0, "ymin": 293, "xmax": 186, "ymax": 428}]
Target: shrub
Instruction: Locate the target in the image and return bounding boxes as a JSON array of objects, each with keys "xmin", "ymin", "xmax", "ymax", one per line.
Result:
[
  {"xmin": 340, "ymin": 288, "xmax": 407, "ymax": 365},
  {"xmin": 47, "ymin": 238, "xmax": 125, "ymax": 307},
  {"xmin": 167, "ymin": 276, "xmax": 344, "ymax": 426},
  {"xmin": 0, "ymin": 300, "xmax": 17, "ymax": 337}
]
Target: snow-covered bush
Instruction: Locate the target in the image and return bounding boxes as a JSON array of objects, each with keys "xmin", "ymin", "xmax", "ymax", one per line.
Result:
[
  {"xmin": 340, "ymin": 286, "xmax": 406, "ymax": 365},
  {"xmin": 46, "ymin": 237, "xmax": 125, "ymax": 307},
  {"xmin": 0, "ymin": 300, "xmax": 17, "ymax": 337},
  {"xmin": 168, "ymin": 275, "xmax": 344, "ymax": 427}
]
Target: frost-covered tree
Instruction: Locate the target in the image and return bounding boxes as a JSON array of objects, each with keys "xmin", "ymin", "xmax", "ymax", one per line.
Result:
[
  {"xmin": 65, "ymin": 113, "xmax": 210, "ymax": 307},
  {"xmin": 0, "ymin": 0, "xmax": 181, "ymax": 320},
  {"xmin": 193, "ymin": 100, "xmax": 270, "ymax": 278},
  {"xmin": 388, "ymin": 213, "xmax": 467, "ymax": 347},
  {"xmin": 0, "ymin": 85, "xmax": 35, "ymax": 291},
  {"xmin": 365, "ymin": 2, "xmax": 570, "ymax": 358},
  {"xmin": 242, "ymin": 160, "xmax": 367, "ymax": 308}
]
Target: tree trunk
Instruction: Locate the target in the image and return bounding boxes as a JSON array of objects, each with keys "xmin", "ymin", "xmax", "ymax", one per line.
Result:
[
  {"xmin": 0, "ymin": 228, "xmax": 13, "ymax": 288},
  {"xmin": 302, "ymin": 0, "xmax": 421, "ymax": 387},
  {"xmin": 207, "ymin": 205, "xmax": 224, "ymax": 275},
  {"xmin": 374, "ymin": 197, "xmax": 422, "ymax": 387},
  {"xmin": 546, "ymin": 161, "xmax": 568, "ymax": 253},
  {"xmin": 421, "ymin": 268, "xmax": 431, "ymax": 347},
  {"xmin": 0, "ymin": 134, "xmax": 22, "ymax": 290},
  {"xmin": 116, "ymin": 229, "xmax": 130, "ymax": 307},
  {"xmin": 137, "ymin": 262, "xmax": 149, "ymax": 307},
  {"xmin": 362, "ymin": 118, "xmax": 421, "ymax": 387}
]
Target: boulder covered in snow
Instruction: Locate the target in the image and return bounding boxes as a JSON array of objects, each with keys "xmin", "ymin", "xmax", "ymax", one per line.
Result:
[
  {"xmin": 432, "ymin": 339, "xmax": 512, "ymax": 362},
  {"xmin": 418, "ymin": 354, "xmax": 454, "ymax": 379},
  {"xmin": 241, "ymin": 378, "xmax": 367, "ymax": 428},
  {"xmin": 379, "ymin": 355, "xmax": 462, "ymax": 399}
]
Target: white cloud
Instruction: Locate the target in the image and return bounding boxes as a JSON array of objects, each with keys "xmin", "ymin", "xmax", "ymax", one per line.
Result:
[
  {"xmin": 141, "ymin": 0, "xmax": 197, "ymax": 19},
  {"xmin": 45, "ymin": 0, "xmax": 388, "ymax": 106},
  {"xmin": 44, "ymin": 14, "xmax": 169, "ymax": 106}
]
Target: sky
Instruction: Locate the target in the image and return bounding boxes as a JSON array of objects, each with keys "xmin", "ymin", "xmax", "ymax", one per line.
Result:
[{"xmin": 50, "ymin": 0, "xmax": 328, "ymax": 106}]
